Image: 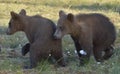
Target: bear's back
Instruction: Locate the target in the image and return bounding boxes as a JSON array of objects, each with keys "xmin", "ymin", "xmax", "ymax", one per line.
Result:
[
  {"xmin": 25, "ymin": 15, "xmax": 57, "ymax": 43},
  {"xmin": 76, "ymin": 13, "xmax": 115, "ymax": 33},
  {"xmin": 28, "ymin": 15, "xmax": 56, "ymax": 35},
  {"xmin": 76, "ymin": 13, "xmax": 111, "ymax": 25},
  {"xmin": 76, "ymin": 13, "xmax": 116, "ymax": 46}
]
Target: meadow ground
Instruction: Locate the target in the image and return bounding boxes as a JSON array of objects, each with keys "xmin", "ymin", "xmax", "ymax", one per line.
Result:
[{"xmin": 0, "ymin": 0, "xmax": 120, "ymax": 74}]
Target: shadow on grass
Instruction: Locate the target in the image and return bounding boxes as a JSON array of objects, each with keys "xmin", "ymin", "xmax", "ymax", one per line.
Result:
[
  {"xmin": 1, "ymin": 1, "xmax": 120, "ymax": 13},
  {"xmin": 45, "ymin": 2, "xmax": 120, "ymax": 13},
  {"xmin": 70, "ymin": 3, "xmax": 120, "ymax": 12},
  {"xmin": 0, "ymin": 0, "xmax": 37, "ymax": 6}
]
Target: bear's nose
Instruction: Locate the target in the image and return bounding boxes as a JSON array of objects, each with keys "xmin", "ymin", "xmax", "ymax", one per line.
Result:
[
  {"xmin": 53, "ymin": 30, "xmax": 62, "ymax": 39},
  {"xmin": 53, "ymin": 33, "xmax": 62, "ymax": 40},
  {"xmin": 53, "ymin": 34, "xmax": 58, "ymax": 40}
]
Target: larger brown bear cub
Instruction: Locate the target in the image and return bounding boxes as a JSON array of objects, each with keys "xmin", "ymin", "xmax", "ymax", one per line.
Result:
[
  {"xmin": 6, "ymin": 9, "xmax": 65, "ymax": 68},
  {"xmin": 54, "ymin": 10, "xmax": 116, "ymax": 65}
]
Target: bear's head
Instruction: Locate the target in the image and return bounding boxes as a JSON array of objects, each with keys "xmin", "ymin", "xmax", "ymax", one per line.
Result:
[
  {"xmin": 54, "ymin": 10, "xmax": 75, "ymax": 39},
  {"xmin": 6, "ymin": 9, "xmax": 26, "ymax": 35}
]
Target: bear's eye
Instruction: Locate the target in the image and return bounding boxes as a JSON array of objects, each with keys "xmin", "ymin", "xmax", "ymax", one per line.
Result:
[
  {"xmin": 9, "ymin": 22, "xmax": 12, "ymax": 28},
  {"xmin": 59, "ymin": 26, "xmax": 64, "ymax": 31}
]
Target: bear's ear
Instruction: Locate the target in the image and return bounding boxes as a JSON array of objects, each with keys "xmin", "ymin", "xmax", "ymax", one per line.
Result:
[
  {"xmin": 67, "ymin": 13, "xmax": 74, "ymax": 22},
  {"xmin": 19, "ymin": 9, "xmax": 26, "ymax": 15},
  {"xmin": 59, "ymin": 10, "xmax": 66, "ymax": 17},
  {"xmin": 10, "ymin": 11, "xmax": 19, "ymax": 19}
]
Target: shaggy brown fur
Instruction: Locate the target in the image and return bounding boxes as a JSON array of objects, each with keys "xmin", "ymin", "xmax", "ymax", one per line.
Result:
[
  {"xmin": 6, "ymin": 9, "xmax": 65, "ymax": 68},
  {"xmin": 54, "ymin": 10, "xmax": 116, "ymax": 65}
]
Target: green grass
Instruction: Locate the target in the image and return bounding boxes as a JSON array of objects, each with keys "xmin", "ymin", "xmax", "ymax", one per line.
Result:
[{"xmin": 0, "ymin": 0, "xmax": 120, "ymax": 74}]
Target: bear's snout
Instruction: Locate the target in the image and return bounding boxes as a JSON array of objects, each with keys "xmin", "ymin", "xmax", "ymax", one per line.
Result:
[
  {"xmin": 53, "ymin": 30, "xmax": 62, "ymax": 39},
  {"xmin": 53, "ymin": 34, "xmax": 60, "ymax": 39}
]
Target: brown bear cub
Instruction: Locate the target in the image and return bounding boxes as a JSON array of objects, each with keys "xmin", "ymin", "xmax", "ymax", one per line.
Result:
[
  {"xmin": 54, "ymin": 10, "xmax": 116, "ymax": 65},
  {"xmin": 6, "ymin": 9, "xmax": 65, "ymax": 68}
]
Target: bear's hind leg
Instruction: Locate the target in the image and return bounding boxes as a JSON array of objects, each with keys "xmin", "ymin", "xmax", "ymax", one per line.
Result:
[
  {"xmin": 103, "ymin": 45, "xmax": 114, "ymax": 60},
  {"xmin": 24, "ymin": 53, "xmax": 38, "ymax": 69},
  {"xmin": 24, "ymin": 43, "xmax": 41, "ymax": 69},
  {"xmin": 93, "ymin": 46, "xmax": 104, "ymax": 62},
  {"xmin": 52, "ymin": 49, "xmax": 65, "ymax": 67}
]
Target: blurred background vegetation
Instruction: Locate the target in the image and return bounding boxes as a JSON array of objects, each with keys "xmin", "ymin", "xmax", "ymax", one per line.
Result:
[{"xmin": 0, "ymin": 0, "xmax": 120, "ymax": 74}]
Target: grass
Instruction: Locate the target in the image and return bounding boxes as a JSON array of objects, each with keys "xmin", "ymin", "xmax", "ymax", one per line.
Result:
[{"xmin": 0, "ymin": 0, "xmax": 120, "ymax": 74}]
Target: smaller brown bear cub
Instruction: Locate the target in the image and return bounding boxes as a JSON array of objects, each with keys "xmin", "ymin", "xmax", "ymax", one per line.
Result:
[
  {"xmin": 54, "ymin": 10, "xmax": 116, "ymax": 65},
  {"xmin": 6, "ymin": 9, "xmax": 65, "ymax": 68}
]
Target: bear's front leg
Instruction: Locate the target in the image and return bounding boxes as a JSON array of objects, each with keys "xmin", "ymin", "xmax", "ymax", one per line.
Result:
[
  {"xmin": 78, "ymin": 37, "xmax": 93, "ymax": 66},
  {"xmin": 71, "ymin": 36, "xmax": 83, "ymax": 58},
  {"xmin": 24, "ymin": 43, "xmax": 40, "ymax": 69},
  {"xmin": 79, "ymin": 48, "xmax": 92, "ymax": 66},
  {"xmin": 24, "ymin": 51, "xmax": 38, "ymax": 69},
  {"xmin": 29, "ymin": 53, "xmax": 38, "ymax": 68},
  {"xmin": 72, "ymin": 38, "xmax": 88, "ymax": 66}
]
